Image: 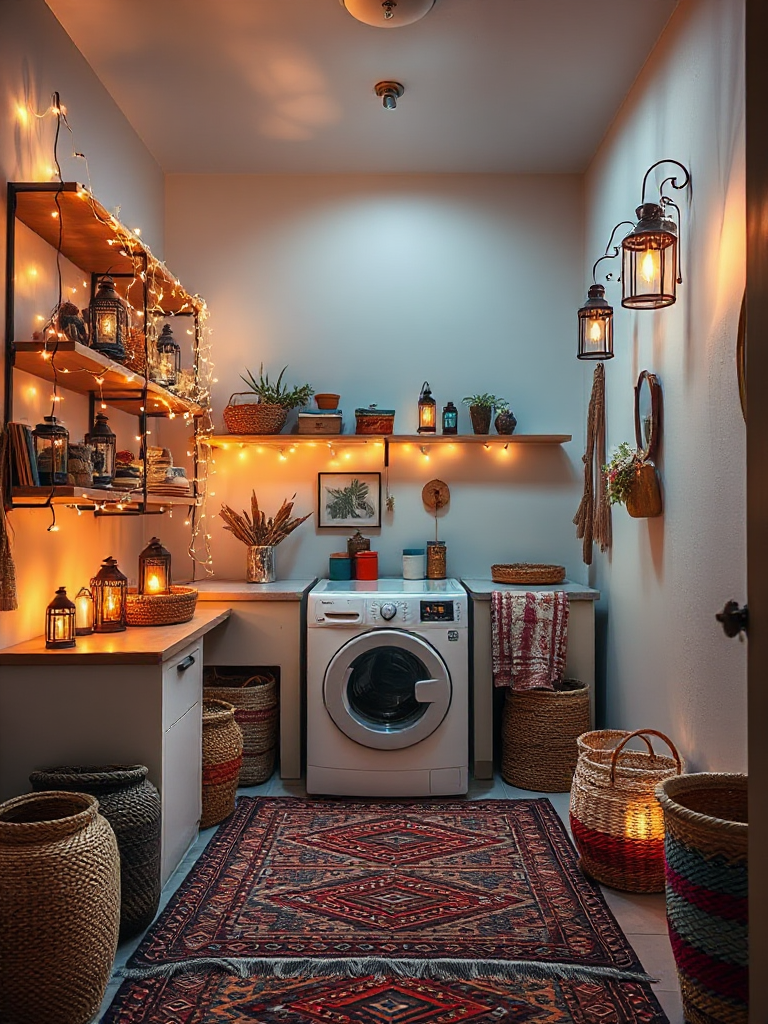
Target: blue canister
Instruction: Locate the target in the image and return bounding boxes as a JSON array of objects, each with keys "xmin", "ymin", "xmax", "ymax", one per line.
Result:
[
  {"xmin": 329, "ymin": 553, "xmax": 352, "ymax": 581},
  {"xmin": 402, "ymin": 548, "xmax": 426, "ymax": 580}
]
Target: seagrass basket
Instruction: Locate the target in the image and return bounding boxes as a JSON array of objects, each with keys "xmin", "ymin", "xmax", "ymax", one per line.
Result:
[
  {"xmin": 656, "ymin": 773, "xmax": 748, "ymax": 1024},
  {"xmin": 354, "ymin": 408, "xmax": 395, "ymax": 434},
  {"xmin": 125, "ymin": 585, "xmax": 198, "ymax": 626},
  {"xmin": 201, "ymin": 699, "xmax": 243, "ymax": 828},
  {"xmin": 204, "ymin": 671, "xmax": 278, "ymax": 785},
  {"xmin": 222, "ymin": 393, "xmax": 287, "ymax": 434},
  {"xmin": 492, "ymin": 563, "xmax": 566, "ymax": 585},
  {"xmin": 501, "ymin": 679, "xmax": 590, "ymax": 792},
  {"xmin": 570, "ymin": 728, "xmax": 683, "ymax": 892}
]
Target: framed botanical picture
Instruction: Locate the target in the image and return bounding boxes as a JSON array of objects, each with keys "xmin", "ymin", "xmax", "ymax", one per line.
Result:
[{"xmin": 318, "ymin": 472, "xmax": 382, "ymax": 529}]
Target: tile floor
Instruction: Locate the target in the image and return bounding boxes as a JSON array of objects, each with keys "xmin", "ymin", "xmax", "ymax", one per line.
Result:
[{"xmin": 98, "ymin": 774, "xmax": 684, "ymax": 1022}]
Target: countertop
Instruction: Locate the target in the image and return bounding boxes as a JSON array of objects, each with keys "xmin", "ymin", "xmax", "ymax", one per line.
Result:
[
  {"xmin": 461, "ymin": 578, "xmax": 600, "ymax": 601},
  {"xmin": 191, "ymin": 579, "xmax": 317, "ymax": 601}
]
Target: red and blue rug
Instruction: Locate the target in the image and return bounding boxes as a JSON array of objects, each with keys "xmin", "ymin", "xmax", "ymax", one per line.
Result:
[{"xmin": 104, "ymin": 798, "xmax": 668, "ymax": 1022}]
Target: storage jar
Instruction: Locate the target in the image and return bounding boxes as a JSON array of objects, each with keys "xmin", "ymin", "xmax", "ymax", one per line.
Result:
[
  {"xmin": 426, "ymin": 540, "xmax": 447, "ymax": 579},
  {"xmin": 329, "ymin": 552, "xmax": 352, "ymax": 580},
  {"xmin": 355, "ymin": 550, "xmax": 378, "ymax": 580},
  {"xmin": 402, "ymin": 548, "xmax": 426, "ymax": 580}
]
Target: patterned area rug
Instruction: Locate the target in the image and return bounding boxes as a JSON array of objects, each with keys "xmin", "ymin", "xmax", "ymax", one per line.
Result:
[{"xmin": 105, "ymin": 798, "xmax": 668, "ymax": 1023}]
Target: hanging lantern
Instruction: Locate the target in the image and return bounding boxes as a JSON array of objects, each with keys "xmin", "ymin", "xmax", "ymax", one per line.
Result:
[
  {"xmin": 91, "ymin": 556, "xmax": 128, "ymax": 633},
  {"xmin": 45, "ymin": 587, "xmax": 76, "ymax": 648},
  {"xmin": 417, "ymin": 382, "xmax": 436, "ymax": 434},
  {"xmin": 138, "ymin": 537, "xmax": 172, "ymax": 595},
  {"xmin": 621, "ymin": 160, "xmax": 691, "ymax": 310},
  {"xmin": 33, "ymin": 415, "xmax": 69, "ymax": 485},
  {"xmin": 74, "ymin": 586, "xmax": 94, "ymax": 635},
  {"xmin": 155, "ymin": 323, "xmax": 181, "ymax": 388},
  {"xmin": 578, "ymin": 285, "xmax": 614, "ymax": 360},
  {"xmin": 85, "ymin": 412, "xmax": 117, "ymax": 488},
  {"xmin": 88, "ymin": 275, "xmax": 128, "ymax": 359}
]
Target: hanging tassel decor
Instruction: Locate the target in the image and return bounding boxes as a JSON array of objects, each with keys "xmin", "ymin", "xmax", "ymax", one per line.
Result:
[{"xmin": 573, "ymin": 362, "xmax": 611, "ymax": 565}]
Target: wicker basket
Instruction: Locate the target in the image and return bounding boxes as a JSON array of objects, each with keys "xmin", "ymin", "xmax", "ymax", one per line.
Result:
[
  {"xmin": 491, "ymin": 563, "xmax": 566, "ymax": 585},
  {"xmin": 223, "ymin": 393, "xmax": 287, "ymax": 435},
  {"xmin": 201, "ymin": 699, "xmax": 243, "ymax": 828},
  {"xmin": 501, "ymin": 679, "xmax": 590, "ymax": 792},
  {"xmin": 569, "ymin": 728, "xmax": 683, "ymax": 892},
  {"xmin": 126, "ymin": 585, "xmax": 198, "ymax": 626},
  {"xmin": 656, "ymin": 773, "xmax": 748, "ymax": 1024},
  {"xmin": 355, "ymin": 408, "xmax": 395, "ymax": 434},
  {"xmin": 204, "ymin": 671, "xmax": 278, "ymax": 785}
]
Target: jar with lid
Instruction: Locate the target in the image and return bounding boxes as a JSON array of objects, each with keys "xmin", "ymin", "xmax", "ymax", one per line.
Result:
[
  {"xmin": 402, "ymin": 548, "xmax": 426, "ymax": 580},
  {"xmin": 354, "ymin": 550, "xmax": 378, "ymax": 580},
  {"xmin": 426, "ymin": 541, "xmax": 447, "ymax": 579}
]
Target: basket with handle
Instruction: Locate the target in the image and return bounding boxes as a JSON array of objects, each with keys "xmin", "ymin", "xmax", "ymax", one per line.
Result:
[
  {"xmin": 222, "ymin": 393, "xmax": 287, "ymax": 435},
  {"xmin": 569, "ymin": 728, "xmax": 684, "ymax": 892}
]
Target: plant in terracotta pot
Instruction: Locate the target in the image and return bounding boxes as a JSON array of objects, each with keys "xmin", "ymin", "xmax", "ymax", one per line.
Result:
[
  {"xmin": 462, "ymin": 393, "xmax": 508, "ymax": 435},
  {"xmin": 604, "ymin": 441, "xmax": 662, "ymax": 518}
]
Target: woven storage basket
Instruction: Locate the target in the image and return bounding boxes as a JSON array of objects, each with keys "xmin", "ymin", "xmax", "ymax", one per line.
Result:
[
  {"xmin": 501, "ymin": 679, "xmax": 590, "ymax": 792},
  {"xmin": 354, "ymin": 408, "xmax": 395, "ymax": 434},
  {"xmin": 201, "ymin": 698, "xmax": 243, "ymax": 828},
  {"xmin": 569, "ymin": 728, "xmax": 683, "ymax": 892},
  {"xmin": 656, "ymin": 773, "xmax": 748, "ymax": 1024},
  {"xmin": 0, "ymin": 790, "xmax": 120, "ymax": 1024},
  {"xmin": 29, "ymin": 765, "xmax": 161, "ymax": 939},
  {"xmin": 491, "ymin": 563, "xmax": 566, "ymax": 585},
  {"xmin": 204, "ymin": 671, "xmax": 278, "ymax": 785},
  {"xmin": 125, "ymin": 585, "xmax": 198, "ymax": 626},
  {"xmin": 222, "ymin": 394, "xmax": 287, "ymax": 435}
]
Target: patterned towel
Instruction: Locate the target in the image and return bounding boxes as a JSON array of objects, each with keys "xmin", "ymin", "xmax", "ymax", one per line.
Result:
[{"xmin": 491, "ymin": 590, "xmax": 569, "ymax": 690}]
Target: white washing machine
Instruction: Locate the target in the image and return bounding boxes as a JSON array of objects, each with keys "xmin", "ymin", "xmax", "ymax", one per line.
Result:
[{"xmin": 306, "ymin": 578, "xmax": 469, "ymax": 797}]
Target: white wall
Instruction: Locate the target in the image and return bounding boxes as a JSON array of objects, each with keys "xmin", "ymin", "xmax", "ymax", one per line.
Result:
[
  {"xmin": 165, "ymin": 173, "xmax": 587, "ymax": 582},
  {"xmin": 585, "ymin": 0, "xmax": 747, "ymax": 770}
]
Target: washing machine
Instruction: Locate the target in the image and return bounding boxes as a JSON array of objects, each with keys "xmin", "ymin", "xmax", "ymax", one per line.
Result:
[{"xmin": 306, "ymin": 578, "xmax": 469, "ymax": 797}]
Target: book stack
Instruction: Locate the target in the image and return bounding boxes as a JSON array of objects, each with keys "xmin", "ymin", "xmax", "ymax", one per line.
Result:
[{"xmin": 8, "ymin": 423, "xmax": 40, "ymax": 487}]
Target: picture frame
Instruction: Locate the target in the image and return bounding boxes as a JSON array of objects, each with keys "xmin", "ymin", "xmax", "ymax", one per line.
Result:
[{"xmin": 318, "ymin": 472, "xmax": 382, "ymax": 529}]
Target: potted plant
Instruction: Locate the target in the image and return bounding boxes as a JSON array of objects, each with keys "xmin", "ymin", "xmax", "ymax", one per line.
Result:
[
  {"xmin": 462, "ymin": 393, "xmax": 509, "ymax": 435},
  {"xmin": 604, "ymin": 441, "xmax": 662, "ymax": 518},
  {"xmin": 223, "ymin": 365, "xmax": 314, "ymax": 435}
]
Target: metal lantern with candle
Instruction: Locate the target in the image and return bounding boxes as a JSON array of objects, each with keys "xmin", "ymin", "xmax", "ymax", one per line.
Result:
[
  {"xmin": 45, "ymin": 587, "xmax": 76, "ymax": 648},
  {"xmin": 87, "ymin": 275, "xmax": 128, "ymax": 359},
  {"xmin": 86, "ymin": 412, "xmax": 117, "ymax": 487},
  {"xmin": 417, "ymin": 382, "xmax": 436, "ymax": 434},
  {"xmin": 33, "ymin": 415, "xmax": 69, "ymax": 485},
  {"xmin": 74, "ymin": 586, "xmax": 94, "ymax": 635},
  {"xmin": 138, "ymin": 537, "xmax": 172, "ymax": 595},
  {"xmin": 91, "ymin": 556, "xmax": 128, "ymax": 633},
  {"xmin": 577, "ymin": 223, "xmax": 631, "ymax": 361},
  {"xmin": 155, "ymin": 323, "xmax": 181, "ymax": 389}
]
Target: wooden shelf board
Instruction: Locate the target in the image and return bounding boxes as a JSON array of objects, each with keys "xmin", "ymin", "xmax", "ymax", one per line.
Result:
[
  {"xmin": 11, "ymin": 486, "xmax": 198, "ymax": 508},
  {"xmin": 204, "ymin": 433, "xmax": 571, "ymax": 448}
]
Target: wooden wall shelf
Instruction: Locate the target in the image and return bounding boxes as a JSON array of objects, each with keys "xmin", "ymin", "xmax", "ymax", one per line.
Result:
[
  {"xmin": 11, "ymin": 486, "xmax": 199, "ymax": 509},
  {"xmin": 204, "ymin": 433, "xmax": 572, "ymax": 448}
]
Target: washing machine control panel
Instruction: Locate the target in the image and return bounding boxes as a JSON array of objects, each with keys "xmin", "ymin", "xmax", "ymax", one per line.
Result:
[{"xmin": 368, "ymin": 600, "xmax": 411, "ymax": 624}]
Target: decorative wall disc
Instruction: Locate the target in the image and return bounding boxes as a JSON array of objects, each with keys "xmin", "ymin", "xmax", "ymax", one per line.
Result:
[{"xmin": 422, "ymin": 479, "xmax": 450, "ymax": 512}]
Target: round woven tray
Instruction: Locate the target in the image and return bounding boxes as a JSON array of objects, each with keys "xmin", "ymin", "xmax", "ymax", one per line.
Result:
[
  {"xmin": 125, "ymin": 586, "xmax": 198, "ymax": 627},
  {"xmin": 223, "ymin": 394, "xmax": 287, "ymax": 435},
  {"xmin": 491, "ymin": 563, "xmax": 566, "ymax": 585}
]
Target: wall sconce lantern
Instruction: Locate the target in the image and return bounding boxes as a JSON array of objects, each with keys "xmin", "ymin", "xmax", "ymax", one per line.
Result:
[
  {"xmin": 417, "ymin": 382, "xmax": 436, "ymax": 433},
  {"xmin": 74, "ymin": 586, "xmax": 94, "ymax": 635},
  {"xmin": 577, "ymin": 224, "xmax": 630, "ymax": 361},
  {"xmin": 91, "ymin": 555, "xmax": 128, "ymax": 633},
  {"xmin": 88, "ymin": 275, "xmax": 128, "ymax": 359},
  {"xmin": 138, "ymin": 537, "xmax": 172, "ymax": 595},
  {"xmin": 33, "ymin": 415, "xmax": 69, "ymax": 485},
  {"xmin": 155, "ymin": 323, "xmax": 181, "ymax": 388},
  {"xmin": 85, "ymin": 412, "xmax": 117, "ymax": 488},
  {"xmin": 45, "ymin": 586, "xmax": 77, "ymax": 649},
  {"xmin": 622, "ymin": 159, "xmax": 691, "ymax": 310}
]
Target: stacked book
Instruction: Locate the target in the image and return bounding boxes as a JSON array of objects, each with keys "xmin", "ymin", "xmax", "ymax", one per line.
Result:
[{"xmin": 7, "ymin": 423, "xmax": 40, "ymax": 487}]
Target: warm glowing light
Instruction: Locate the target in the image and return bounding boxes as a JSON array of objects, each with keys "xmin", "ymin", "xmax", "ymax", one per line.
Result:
[
  {"xmin": 624, "ymin": 801, "xmax": 663, "ymax": 841},
  {"xmin": 640, "ymin": 249, "xmax": 658, "ymax": 284},
  {"xmin": 589, "ymin": 319, "xmax": 603, "ymax": 342},
  {"xmin": 28, "ymin": 266, "xmax": 38, "ymax": 278},
  {"xmin": 16, "ymin": 104, "xmax": 29, "ymax": 125},
  {"xmin": 146, "ymin": 574, "xmax": 162, "ymax": 593}
]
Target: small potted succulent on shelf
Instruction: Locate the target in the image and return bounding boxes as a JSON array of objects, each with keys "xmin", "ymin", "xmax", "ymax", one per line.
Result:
[
  {"xmin": 462, "ymin": 393, "xmax": 511, "ymax": 435},
  {"xmin": 604, "ymin": 441, "xmax": 662, "ymax": 518},
  {"xmin": 223, "ymin": 365, "xmax": 314, "ymax": 435}
]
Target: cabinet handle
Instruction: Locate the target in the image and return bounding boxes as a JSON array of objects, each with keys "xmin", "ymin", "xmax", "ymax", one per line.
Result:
[{"xmin": 177, "ymin": 654, "xmax": 196, "ymax": 672}]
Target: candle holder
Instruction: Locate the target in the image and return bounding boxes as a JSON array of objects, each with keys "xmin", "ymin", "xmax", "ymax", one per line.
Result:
[
  {"xmin": 45, "ymin": 587, "xmax": 76, "ymax": 648},
  {"xmin": 74, "ymin": 587, "xmax": 94, "ymax": 636},
  {"xmin": 138, "ymin": 537, "xmax": 172, "ymax": 595},
  {"xmin": 91, "ymin": 556, "xmax": 128, "ymax": 633},
  {"xmin": 417, "ymin": 382, "xmax": 436, "ymax": 434}
]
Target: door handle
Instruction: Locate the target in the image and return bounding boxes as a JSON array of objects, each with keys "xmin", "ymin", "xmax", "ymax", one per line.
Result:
[
  {"xmin": 177, "ymin": 654, "xmax": 196, "ymax": 671},
  {"xmin": 414, "ymin": 678, "xmax": 442, "ymax": 702},
  {"xmin": 716, "ymin": 601, "xmax": 748, "ymax": 638}
]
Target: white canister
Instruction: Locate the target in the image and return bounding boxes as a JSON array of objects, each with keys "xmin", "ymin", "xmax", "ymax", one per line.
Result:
[{"xmin": 402, "ymin": 548, "xmax": 426, "ymax": 580}]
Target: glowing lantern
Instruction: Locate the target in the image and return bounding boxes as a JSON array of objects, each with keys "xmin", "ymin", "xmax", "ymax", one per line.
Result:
[
  {"xmin": 417, "ymin": 382, "xmax": 436, "ymax": 434},
  {"xmin": 74, "ymin": 586, "xmax": 94, "ymax": 635},
  {"xmin": 91, "ymin": 556, "xmax": 127, "ymax": 633},
  {"xmin": 88, "ymin": 275, "xmax": 128, "ymax": 359},
  {"xmin": 45, "ymin": 587, "xmax": 76, "ymax": 648},
  {"xmin": 138, "ymin": 537, "xmax": 172, "ymax": 596}
]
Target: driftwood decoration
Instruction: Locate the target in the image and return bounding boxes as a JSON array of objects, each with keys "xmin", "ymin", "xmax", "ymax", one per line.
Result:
[{"xmin": 573, "ymin": 363, "xmax": 611, "ymax": 565}]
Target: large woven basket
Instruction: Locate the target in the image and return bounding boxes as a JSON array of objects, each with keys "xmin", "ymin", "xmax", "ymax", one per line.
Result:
[
  {"xmin": 204, "ymin": 670, "xmax": 278, "ymax": 785},
  {"xmin": 491, "ymin": 563, "xmax": 566, "ymax": 585},
  {"xmin": 501, "ymin": 679, "xmax": 590, "ymax": 792},
  {"xmin": 126, "ymin": 585, "xmax": 198, "ymax": 626},
  {"xmin": 201, "ymin": 698, "xmax": 243, "ymax": 828},
  {"xmin": 223, "ymin": 394, "xmax": 287, "ymax": 435},
  {"xmin": 656, "ymin": 773, "xmax": 748, "ymax": 1024},
  {"xmin": 570, "ymin": 728, "xmax": 683, "ymax": 892},
  {"xmin": 0, "ymin": 790, "xmax": 120, "ymax": 1024}
]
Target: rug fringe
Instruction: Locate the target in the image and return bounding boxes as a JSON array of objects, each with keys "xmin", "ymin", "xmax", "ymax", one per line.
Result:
[{"xmin": 120, "ymin": 956, "xmax": 656, "ymax": 986}]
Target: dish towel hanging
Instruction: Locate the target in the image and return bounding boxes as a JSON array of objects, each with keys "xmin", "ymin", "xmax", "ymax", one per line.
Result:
[{"xmin": 491, "ymin": 590, "xmax": 569, "ymax": 690}]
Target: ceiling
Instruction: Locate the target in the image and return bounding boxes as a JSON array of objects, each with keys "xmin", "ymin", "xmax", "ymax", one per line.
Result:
[{"xmin": 45, "ymin": 0, "xmax": 680, "ymax": 175}]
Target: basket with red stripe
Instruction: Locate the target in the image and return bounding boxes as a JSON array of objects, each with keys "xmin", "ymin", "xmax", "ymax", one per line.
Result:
[
  {"xmin": 569, "ymin": 728, "xmax": 683, "ymax": 892},
  {"xmin": 201, "ymin": 699, "xmax": 243, "ymax": 828}
]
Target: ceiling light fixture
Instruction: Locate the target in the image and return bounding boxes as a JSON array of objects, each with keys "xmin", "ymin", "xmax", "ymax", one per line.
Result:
[
  {"xmin": 375, "ymin": 81, "xmax": 404, "ymax": 110},
  {"xmin": 340, "ymin": 0, "xmax": 436, "ymax": 28}
]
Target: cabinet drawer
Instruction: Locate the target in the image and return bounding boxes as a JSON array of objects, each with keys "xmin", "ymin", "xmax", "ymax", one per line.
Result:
[
  {"xmin": 161, "ymin": 701, "xmax": 202, "ymax": 884},
  {"xmin": 163, "ymin": 643, "xmax": 202, "ymax": 730}
]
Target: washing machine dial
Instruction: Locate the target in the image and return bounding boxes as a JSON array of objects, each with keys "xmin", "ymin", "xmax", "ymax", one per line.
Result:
[{"xmin": 380, "ymin": 602, "xmax": 398, "ymax": 621}]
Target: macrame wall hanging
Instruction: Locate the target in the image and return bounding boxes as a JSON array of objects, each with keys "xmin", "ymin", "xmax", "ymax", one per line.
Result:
[
  {"xmin": 0, "ymin": 429, "xmax": 19, "ymax": 611},
  {"xmin": 573, "ymin": 362, "xmax": 611, "ymax": 565}
]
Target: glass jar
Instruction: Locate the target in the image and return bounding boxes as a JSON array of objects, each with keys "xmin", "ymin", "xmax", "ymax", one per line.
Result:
[
  {"xmin": 402, "ymin": 548, "xmax": 426, "ymax": 580},
  {"xmin": 426, "ymin": 541, "xmax": 447, "ymax": 579}
]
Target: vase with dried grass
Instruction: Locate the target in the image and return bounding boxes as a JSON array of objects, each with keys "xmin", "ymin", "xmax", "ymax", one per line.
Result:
[{"xmin": 219, "ymin": 493, "xmax": 311, "ymax": 583}]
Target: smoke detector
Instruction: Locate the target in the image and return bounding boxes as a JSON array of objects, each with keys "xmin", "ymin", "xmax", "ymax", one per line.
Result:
[{"xmin": 339, "ymin": 0, "xmax": 436, "ymax": 28}]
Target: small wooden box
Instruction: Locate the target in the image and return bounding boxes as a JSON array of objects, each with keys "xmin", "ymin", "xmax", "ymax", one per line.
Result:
[{"xmin": 297, "ymin": 412, "xmax": 343, "ymax": 434}]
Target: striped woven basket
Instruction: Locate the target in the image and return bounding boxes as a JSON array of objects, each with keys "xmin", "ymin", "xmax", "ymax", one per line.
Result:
[
  {"xmin": 201, "ymin": 699, "xmax": 243, "ymax": 828},
  {"xmin": 656, "ymin": 773, "xmax": 748, "ymax": 1024},
  {"xmin": 222, "ymin": 394, "xmax": 287, "ymax": 435},
  {"xmin": 204, "ymin": 672, "xmax": 278, "ymax": 785},
  {"xmin": 569, "ymin": 728, "xmax": 683, "ymax": 892}
]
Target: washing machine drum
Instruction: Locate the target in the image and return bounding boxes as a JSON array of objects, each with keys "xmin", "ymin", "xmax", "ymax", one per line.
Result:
[{"xmin": 323, "ymin": 629, "xmax": 452, "ymax": 750}]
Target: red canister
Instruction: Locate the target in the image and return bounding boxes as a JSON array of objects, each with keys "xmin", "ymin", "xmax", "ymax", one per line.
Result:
[{"xmin": 354, "ymin": 550, "xmax": 378, "ymax": 580}]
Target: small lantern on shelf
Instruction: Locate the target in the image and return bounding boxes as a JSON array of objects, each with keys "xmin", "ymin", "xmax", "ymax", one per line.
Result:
[
  {"xmin": 87, "ymin": 275, "xmax": 128, "ymax": 359},
  {"xmin": 33, "ymin": 415, "xmax": 69, "ymax": 485},
  {"xmin": 45, "ymin": 587, "xmax": 77, "ymax": 649},
  {"xmin": 442, "ymin": 401, "xmax": 458, "ymax": 435},
  {"xmin": 85, "ymin": 413, "xmax": 117, "ymax": 487},
  {"xmin": 155, "ymin": 323, "xmax": 181, "ymax": 389},
  {"xmin": 91, "ymin": 556, "xmax": 128, "ymax": 633},
  {"xmin": 74, "ymin": 586, "xmax": 94, "ymax": 635},
  {"xmin": 138, "ymin": 537, "xmax": 172, "ymax": 595},
  {"xmin": 417, "ymin": 382, "xmax": 436, "ymax": 434}
]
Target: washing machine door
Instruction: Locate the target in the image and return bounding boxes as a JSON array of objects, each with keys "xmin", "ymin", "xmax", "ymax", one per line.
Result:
[{"xmin": 323, "ymin": 629, "xmax": 452, "ymax": 750}]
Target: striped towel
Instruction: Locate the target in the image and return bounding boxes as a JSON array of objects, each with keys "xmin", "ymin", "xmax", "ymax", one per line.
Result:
[{"xmin": 491, "ymin": 590, "xmax": 569, "ymax": 690}]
